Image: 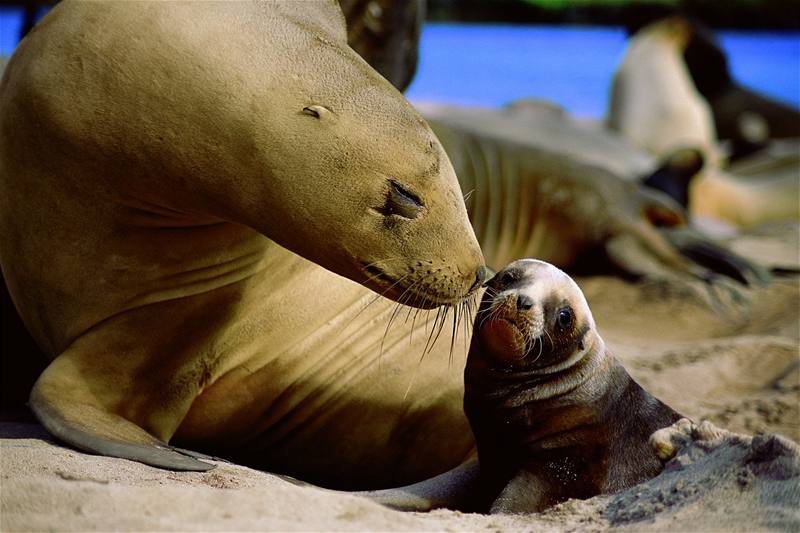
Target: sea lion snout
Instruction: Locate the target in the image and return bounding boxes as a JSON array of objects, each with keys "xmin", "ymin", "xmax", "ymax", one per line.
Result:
[
  {"xmin": 472, "ymin": 265, "xmax": 494, "ymax": 292},
  {"xmin": 477, "ymin": 259, "xmax": 595, "ymax": 368},
  {"xmin": 515, "ymin": 294, "xmax": 534, "ymax": 311}
]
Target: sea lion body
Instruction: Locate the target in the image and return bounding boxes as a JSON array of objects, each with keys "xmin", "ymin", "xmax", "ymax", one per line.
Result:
[
  {"xmin": 424, "ymin": 107, "xmax": 769, "ymax": 289},
  {"xmin": 680, "ymin": 17, "xmax": 800, "ymax": 148},
  {"xmin": 608, "ymin": 17, "xmax": 720, "ymax": 166},
  {"xmin": 464, "ymin": 259, "xmax": 683, "ymax": 513},
  {"xmin": 0, "ymin": 0, "xmax": 486, "ymax": 485}
]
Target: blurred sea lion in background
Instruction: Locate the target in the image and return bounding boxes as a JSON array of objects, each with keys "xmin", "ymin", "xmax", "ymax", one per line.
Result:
[
  {"xmin": 420, "ymin": 102, "xmax": 767, "ymax": 288},
  {"xmin": 681, "ymin": 17, "xmax": 800, "ymax": 156},
  {"xmin": 608, "ymin": 16, "xmax": 799, "ymax": 228},
  {"xmin": 340, "ymin": 0, "xmax": 424, "ymax": 92},
  {"xmin": 608, "ymin": 17, "xmax": 722, "ymax": 167},
  {"xmin": 624, "ymin": 7, "xmax": 800, "ymax": 158}
]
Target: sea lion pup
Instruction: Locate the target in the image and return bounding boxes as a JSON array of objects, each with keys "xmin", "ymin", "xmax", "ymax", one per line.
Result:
[
  {"xmin": 0, "ymin": 0, "xmax": 486, "ymax": 479},
  {"xmin": 464, "ymin": 259, "xmax": 683, "ymax": 513}
]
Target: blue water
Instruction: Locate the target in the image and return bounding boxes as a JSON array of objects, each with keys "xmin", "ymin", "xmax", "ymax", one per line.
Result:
[
  {"xmin": 406, "ymin": 23, "xmax": 800, "ymax": 117},
  {"xmin": 1, "ymin": 9, "xmax": 798, "ymax": 118}
]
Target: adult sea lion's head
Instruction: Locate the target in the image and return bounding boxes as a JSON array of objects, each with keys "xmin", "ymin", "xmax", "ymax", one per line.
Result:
[
  {"xmin": 13, "ymin": 1, "xmax": 486, "ymax": 310},
  {"xmin": 242, "ymin": 3, "xmax": 487, "ymax": 307}
]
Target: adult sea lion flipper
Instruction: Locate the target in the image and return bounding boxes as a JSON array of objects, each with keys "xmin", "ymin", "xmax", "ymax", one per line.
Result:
[
  {"xmin": 602, "ymin": 186, "xmax": 764, "ymax": 307},
  {"xmin": 657, "ymin": 226, "xmax": 771, "ymax": 286},
  {"xmin": 30, "ymin": 364, "xmax": 213, "ymax": 471}
]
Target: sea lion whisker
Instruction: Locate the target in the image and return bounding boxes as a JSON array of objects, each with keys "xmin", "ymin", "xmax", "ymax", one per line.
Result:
[
  {"xmin": 424, "ymin": 300, "xmax": 455, "ymax": 357},
  {"xmin": 380, "ymin": 275, "xmax": 429, "ymax": 357},
  {"xmin": 462, "ymin": 188, "xmax": 476, "ymax": 202},
  {"xmin": 478, "ymin": 301, "xmax": 505, "ymax": 329},
  {"xmin": 543, "ymin": 328, "xmax": 554, "ymax": 356},
  {"xmin": 459, "ymin": 297, "xmax": 475, "ymax": 353},
  {"xmin": 467, "ymin": 293, "xmax": 479, "ymax": 334},
  {"xmin": 448, "ymin": 304, "xmax": 460, "ymax": 366},
  {"xmin": 532, "ymin": 335, "xmax": 544, "ymax": 363},
  {"xmin": 361, "ymin": 257, "xmax": 406, "ymax": 270},
  {"xmin": 428, "ymin": 305, "xmax": 452, "ymax": 356},
  {"xmin": 409, "ymin": 303, "xmax": 425, "ymax": 345},
  {"xmin": 464, "ymin": 294, "xmax": 479, "ymax": 348},
  {"xmin": 361, "ymin": 258, "xmax": 409, "ymax": 285},
  {"xmin": 458, "ymin": 299, "xmax": 473, "ymax": 356},
  {"xmin": 380, "ymin": 300, "xmax": 407, "ymax": 359},
  {"xmin": 423, "ymin": 307, "xmax": 445, "ymax": 355},
  {"xmin": 340, "ymin": 271, "xmax": 415, "ymax": 335}
]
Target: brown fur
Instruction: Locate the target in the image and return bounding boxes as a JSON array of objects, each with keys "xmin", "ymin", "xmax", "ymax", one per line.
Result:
[{"xmin": 465, "ymin": 260, "xmax": 683, "ymax": 513}]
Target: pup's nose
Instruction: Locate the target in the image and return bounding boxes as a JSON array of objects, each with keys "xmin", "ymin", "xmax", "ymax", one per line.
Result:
[{"xmin": 516, "ymin": 294, "xmax": 534, "ymax": 311}]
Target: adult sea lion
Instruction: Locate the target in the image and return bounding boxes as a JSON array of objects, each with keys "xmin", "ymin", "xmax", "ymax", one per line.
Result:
[
  {"xmin": 0, "ymin": 0, "xmax": 487, "ymax": 484},
  {"xmin": 608, "ymin": 17, "xmax": 800, "ymax": 227},
  {"xmin": 464, "ymin": 259, "xmax": 683, "ymax": 513}
]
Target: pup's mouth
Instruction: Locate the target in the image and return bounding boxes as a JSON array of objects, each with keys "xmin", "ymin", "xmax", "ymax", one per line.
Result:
[{"xmin": 478, "ymin": 304, "xmax": 530, "ymax": 362}]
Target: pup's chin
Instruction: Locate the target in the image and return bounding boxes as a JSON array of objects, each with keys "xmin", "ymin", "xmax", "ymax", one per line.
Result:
[{"xmin": 480, "ymin": 318, "xmax": 528, "ymax": 364}]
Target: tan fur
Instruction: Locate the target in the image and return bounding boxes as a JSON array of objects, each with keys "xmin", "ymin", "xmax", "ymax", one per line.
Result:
[{"xmin": 0, "ymin": 1, "xmax": 484, "ymax": 487}]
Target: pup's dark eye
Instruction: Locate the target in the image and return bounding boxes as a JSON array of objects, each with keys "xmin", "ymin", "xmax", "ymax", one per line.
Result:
[
  {"xmin": 556, "ymin": 308, "xmax": 573, "ymax": 330},
  {"xmin": 380, "ymin": 181, "xmax": 424, "ymax": 219}
]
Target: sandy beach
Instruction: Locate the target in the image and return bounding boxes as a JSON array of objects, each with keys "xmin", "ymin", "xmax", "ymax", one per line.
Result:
[{"xmin": 2, "ymin": 223, "xmax": 798, "ymax": 532}]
